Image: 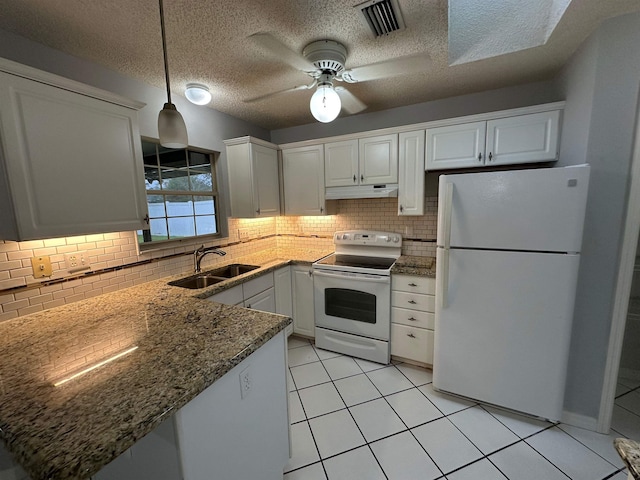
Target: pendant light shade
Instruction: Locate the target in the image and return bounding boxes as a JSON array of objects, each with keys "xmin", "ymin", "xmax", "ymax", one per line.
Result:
[
  {"xmin": 158, "ymin": 103, "xmax": 188, "ymax": 148},
  {"xmin": 157, "ymin": 0, "xmax": 188, "ymax": 148},
  {"xmin": 310, "ymin": 83, "xmax": 341, "ymax": 123}
]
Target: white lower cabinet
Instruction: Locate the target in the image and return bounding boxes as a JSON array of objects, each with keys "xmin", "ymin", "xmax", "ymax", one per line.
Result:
[
  {"xmin": 206, "ymin": 271, "xmax": 275, "ymax": 311},
  {"xmin": 274, "ymin": 266, "xmax": 294, "ymax": 336},
  {"xmin": 390, "ymin": 274, "xmax": 436, "ymax": 366},
  {"xmin": 292, "ymin": 265, "xmax": 315, "ymax": 338},
  {"xmin": 94, "ymin": 332, "xmax": 289, "ymax": 480}
]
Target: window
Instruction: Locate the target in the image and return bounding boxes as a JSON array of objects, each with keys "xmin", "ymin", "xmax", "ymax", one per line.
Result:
[{"xmin": 138, "ymin": 139, "xmax": 220, "ymax": 246}]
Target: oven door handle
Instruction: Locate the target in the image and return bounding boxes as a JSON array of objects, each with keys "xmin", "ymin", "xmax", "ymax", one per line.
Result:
[{"xmin": 312, "ymin": 270, "xmax": 391, "ymax": 284}]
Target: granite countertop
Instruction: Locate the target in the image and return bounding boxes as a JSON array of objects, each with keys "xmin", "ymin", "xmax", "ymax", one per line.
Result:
[
  {"xmin": 615, "ymin": 438, "xmax": 640, "ymax": 479},
  {"xmin": 391, "ymin": 255, "xmax": 436, "ymax": 277},
  {"xmin": 0, "ymin": 247, "xmax": 331, "ymax": 480}
]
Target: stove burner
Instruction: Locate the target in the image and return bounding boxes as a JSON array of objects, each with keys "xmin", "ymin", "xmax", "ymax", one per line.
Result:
[{"xmin": 316, "ymin": 254, "xmax": 396, "ymax": 270}]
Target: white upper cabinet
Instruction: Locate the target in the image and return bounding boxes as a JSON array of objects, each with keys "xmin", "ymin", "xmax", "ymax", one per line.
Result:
[
  {"xmin": 426, "ymin": 109, "xmax": 560, "ymax": 171},
  {"xmin": 324, "ymin": 135, "xmax": 398, "ymax": 187},
  {"xmin": 282, "ymin": 144, "xmax": 327, "ymax": 215},
  {"xmin": 426, "ymin": 121, "xmax": 487, "ymax": 170},
  {"xmin": 324, "ymin": 139, "xmax": 359, "ymax": 187},
  {"xmin": 486, "ymin": 110, "xmax": 560, "ymax": 166},
  {"xmin": 358, "ymin": 134, "xmax": 398, "ymax": 184},
  {"xmin": 398, "ymin": 130, "xmax": 425, "ymax": 216},
  {"xmin": 225, "ymin": 137, "xmax": 280, "ymax": 218},
  {"xmin": 0, "ymin": 59, "xmax": 148, "ymax": 241}
]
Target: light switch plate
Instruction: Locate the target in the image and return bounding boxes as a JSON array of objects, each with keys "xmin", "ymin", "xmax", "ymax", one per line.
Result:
[{"xmin": 31, "ymin": 256, "xmax": 53, "ymax": 278}]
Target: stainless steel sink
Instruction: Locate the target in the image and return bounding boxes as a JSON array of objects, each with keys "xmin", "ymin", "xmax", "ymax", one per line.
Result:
[
  {"xmin": 168, "ymin": 264, "xmax": 260, "ymax": 289},
  {"xmin": 208, "ymin": 264, "xmax": 259, "ymax": 278}
]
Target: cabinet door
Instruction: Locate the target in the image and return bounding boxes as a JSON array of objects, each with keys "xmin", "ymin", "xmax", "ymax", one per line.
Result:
[
  {"xmin": 0, "ymin": 71, "xmax": 148, "ymax": 240},
  {"xmin": 324, "ymin": 140, "xmax": 359, "ymax": 187},
  {"xmin": 282, "ymin": 145, "xmax": 326, "ymax": 215},
  {"xmin": 359, "ymin": 134, "xmax": 398, "ymax": 184},
  {"xmin": 486, "ymin": 110, "xmax": 560, "ymax": 166},
  {"xmin": 274, "ymin": 266, "xmax": 293, "ymax": 318},
  {"xmin": 252, "ymin": 144, "xmax": 280, "ymax": 217},
  {"xmin": 425, "ymin": 121, "xmax": 486, "ymax": 171},
  {"xmin": 391, "ymin": 323, "xmax": 434, "ymax": 364},
  {"xmin": 292, "ymin": 266, "xmax": 315, "ymax": 337},
  {"xmin": 398, "ymin": 130, "xmax": 425, "ymax": 216},
  {"xmin": 245, "ymin": 287, "xmax": 276, "ymax": 313}
]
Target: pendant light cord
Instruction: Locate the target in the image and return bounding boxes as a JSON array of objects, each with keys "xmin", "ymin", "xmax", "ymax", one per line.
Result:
[{"xmin": 159, "ymin": 0, "xmax": 172, "ymax": 105}]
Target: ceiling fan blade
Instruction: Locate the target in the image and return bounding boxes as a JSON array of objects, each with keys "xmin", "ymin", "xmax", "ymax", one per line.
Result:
[
  {"xmin": 244, "ymin": 83, "xmax": 315, "ymax": 103},
  {"xmin": 341, "ymin": 53, "xmax": 431, "ymax": 83},
  {"xmin": 335, "ymin": 87, "xmax": 367, "ymax": 114},
  {"xmin": 249, "ymin": 33, "xmax": 317, "ymax": 73}
]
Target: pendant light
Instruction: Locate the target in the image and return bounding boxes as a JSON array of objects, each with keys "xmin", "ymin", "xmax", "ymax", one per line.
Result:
[
  {"xmin": 309, "ymin": 74, "xmax": 341, "ymax": 123},
  {"xmin": 157, "ymin": 0, "xmax": 188, "ymax": 148}
]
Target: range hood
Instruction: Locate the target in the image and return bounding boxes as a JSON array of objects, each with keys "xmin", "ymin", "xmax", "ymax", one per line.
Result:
[{"xmin": 325, "ymin": 184, "xmax": 399, "ymax": 200}]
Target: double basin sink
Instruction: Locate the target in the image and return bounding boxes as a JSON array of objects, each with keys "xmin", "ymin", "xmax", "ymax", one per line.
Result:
[{"xmin": 168, "ymin": 264, "xmax": 260, "ymax": 289}]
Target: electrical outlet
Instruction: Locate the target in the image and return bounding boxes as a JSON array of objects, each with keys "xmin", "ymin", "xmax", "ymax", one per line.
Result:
[
  {"xmin": 238, "ymin": 229, "xmax": 249, "ymax": 241},
  {"xmin": 239, "ymin": 366, "xmax": 252, "ymax": 399},
  {"xmin": 31, "ymin": 256, "xmax": 53, "ymax": 278},
  {"xmin": 64, "ymin": 251, "xmax": 91, "ymax": 273}
]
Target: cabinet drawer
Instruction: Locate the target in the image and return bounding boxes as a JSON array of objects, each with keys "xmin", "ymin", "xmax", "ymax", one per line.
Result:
[
  {"xmin": 392, "ymin": 275, "xmax": 435, "ymax": 294},
  {"xmin": 207, "ymin": 284, "xmax": 243, "ymax": 305},
  {"xmin": 392, "ymin": 291, "xmax": 435, "ymax": 312},
  {"xmin": 391, "ymin": 324, "xmax": 434, "ymax": 365},
  {"xmin": 392, "ymin": 307, "xmax": 434, "ymax": 329},
  {"xmin": 243, "ymin": 272, "xmax": 274, "ymax": 299}
]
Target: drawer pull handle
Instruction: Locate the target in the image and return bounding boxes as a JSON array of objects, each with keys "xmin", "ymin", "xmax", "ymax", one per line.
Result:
[
  {"xmin": 408, "ymin": 317, "xmax": 417, "ymax": 321},
  {"xmin": 408, "ymin": 282, "xmax": 418, "ymax": 287},
  {"xmin": 407, "ymin": 333, "xmax": 416, "ymax": 338},
  {"xmin": 408, "ymin": 300, "xmax": 417, "ymax": 304}
]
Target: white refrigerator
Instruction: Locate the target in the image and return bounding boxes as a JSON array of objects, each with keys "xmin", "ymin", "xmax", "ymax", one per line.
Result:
[{"xmin": 433, "ymin": 165, "xmax": 590, "ymax": 421}]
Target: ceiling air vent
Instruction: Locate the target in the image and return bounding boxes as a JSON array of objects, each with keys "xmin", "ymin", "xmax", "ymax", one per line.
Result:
[{"xmin": 356, "ymin": 0, "xmax": 406, "ymax": 37}]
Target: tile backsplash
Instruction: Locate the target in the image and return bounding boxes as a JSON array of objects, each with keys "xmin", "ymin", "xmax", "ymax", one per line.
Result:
[{"xmin": 0, "ymin": 196, "xmax": 437, "ymax": 322}]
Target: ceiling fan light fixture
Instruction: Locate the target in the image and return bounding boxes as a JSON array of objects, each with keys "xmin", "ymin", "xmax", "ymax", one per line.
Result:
[
  {"xmin": 310, "ymin": 83, "xmax": 341, "ymax": 123},
  {"xmin": 157, "ymin": 0, "xmax": 188, "ymax": 148},
  {"xmin": 185, "ymin": 83, "xmax": 212, "ymax": 105}
]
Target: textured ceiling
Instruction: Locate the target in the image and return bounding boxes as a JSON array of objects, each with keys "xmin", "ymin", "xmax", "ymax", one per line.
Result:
[{"xmin": 0, "ymin": 0, "xmax": 639, "ymax": 130}]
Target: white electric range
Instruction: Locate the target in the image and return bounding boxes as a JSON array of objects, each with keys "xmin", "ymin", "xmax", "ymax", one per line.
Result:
[{"xmin": 313, "ymin": 230, "xmax": 402, "ymax": 364}]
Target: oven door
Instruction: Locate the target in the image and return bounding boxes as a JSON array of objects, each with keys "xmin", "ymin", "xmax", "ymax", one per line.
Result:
[{"xmin": 313, "ymin": 269, "xmax": 391, "ymax": 341}]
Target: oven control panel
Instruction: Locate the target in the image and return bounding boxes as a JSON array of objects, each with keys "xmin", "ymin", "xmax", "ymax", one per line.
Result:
[{"xmin": 334, "ymin": 230, "xmax": 401, "ymax": 247}]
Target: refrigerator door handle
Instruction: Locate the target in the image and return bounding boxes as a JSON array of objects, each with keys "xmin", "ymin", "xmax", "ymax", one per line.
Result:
[
  {"xmin": 439, "ymin": 247, "xmax": 450, "ymax": 309},
  {"xmin": 441, "ymin": 182, "xmax": 454, "ymax": 249}
]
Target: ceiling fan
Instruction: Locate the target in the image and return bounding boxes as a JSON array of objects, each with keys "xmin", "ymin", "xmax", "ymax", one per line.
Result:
[{"xmin": 247, "ymin": 33, "xmax": 431, "ymax": 123}]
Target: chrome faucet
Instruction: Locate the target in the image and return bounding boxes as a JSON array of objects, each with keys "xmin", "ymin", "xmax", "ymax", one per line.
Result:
[{"xmin": 194, "ymin": 245, "xmax": 226, "ymax": 273}]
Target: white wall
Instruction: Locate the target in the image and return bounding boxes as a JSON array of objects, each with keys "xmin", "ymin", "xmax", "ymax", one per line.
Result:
[
  {"xmin": 270, "ymin": 79, "xmax": 561, "ymax": 144},
  {"xmin": 555, "ymin": 12, "xmax": 640, "ymax": 421}
]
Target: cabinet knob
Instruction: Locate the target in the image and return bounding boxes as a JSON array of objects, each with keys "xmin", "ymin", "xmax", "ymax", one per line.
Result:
[
  {"xmin": 143, "ymin": 213, "xmax": 150, "ymax": 225},
  {"xmin": 353, "ymin": 174, "xmax": 357, "ymax": 183},
  {"xmin": 407, "ymin": 333, "xmax": 416, "ymax": 338},
  {"xmin": 408, "ymin": 282, "xmax": 417, "ymax": 287},
  {"xmin": 408, "ymin": 300, "xmax": 417, "ymax": 304},
  {"xmin": 320, "ymin": 206, "xmax": 324, "ymax": 213},
  {"xmin": 478, "ymin": 152, "xmax": 483, "ymax": 162},
  {"xmin": 408, "ymin": 317, "xmax": 417, "ymax": 321},
  {"xmin": 488, "ymin": 152, "xmax": 493, "ymax": 162},
  {"xmin": 256, "ymin": 208, "xmax": 260, "ymax": 214},
  {"xmin": 399, "ymin": 205, "xmax": 404, "ymax": 213},
  {"xmin": 360, "ymin": 174, "xmax": 364, "ymax": 182}
]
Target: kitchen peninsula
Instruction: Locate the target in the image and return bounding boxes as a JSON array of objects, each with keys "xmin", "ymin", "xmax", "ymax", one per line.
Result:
[{"xmin": 0, "ymin": 249, "xmax": 328, "ymax": 480}]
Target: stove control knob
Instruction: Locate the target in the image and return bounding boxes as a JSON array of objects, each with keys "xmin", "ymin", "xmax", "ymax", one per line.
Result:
[
  {"xmin": 342, "ymin": 234, "xmax": 349, "ymax": 240},
  {"xmin": 392, "ymin": 236, "xmax": 400, "ymax": 243},
  {"xmin": 384, "ymin": 236, "xmax": 391, "ymax": 242}
]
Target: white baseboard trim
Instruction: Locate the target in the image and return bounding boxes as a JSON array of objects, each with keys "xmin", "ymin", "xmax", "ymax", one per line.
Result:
[{"xmin": 561, "ymin": 410, "xmax": 599, "ymax": 432}]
